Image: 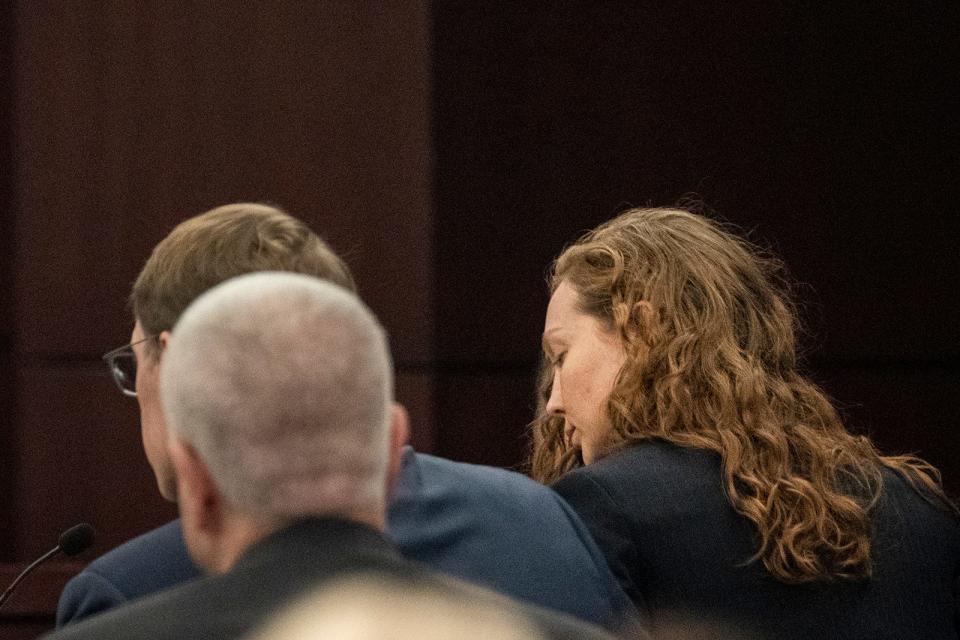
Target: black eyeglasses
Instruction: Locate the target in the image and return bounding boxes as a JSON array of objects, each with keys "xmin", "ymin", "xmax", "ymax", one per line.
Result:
[{"xmin": 102, "ymin": 336, "xmax": 155, "ymax": 398}]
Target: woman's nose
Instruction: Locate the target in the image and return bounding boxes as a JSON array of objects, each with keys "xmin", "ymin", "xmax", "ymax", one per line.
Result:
[{"xmin": 545, "ymin": 374, "xmax": 563, "ymax": 415}]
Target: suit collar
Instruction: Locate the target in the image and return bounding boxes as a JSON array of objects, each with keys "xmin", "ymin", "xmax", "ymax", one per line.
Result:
[
  {"xmin": 398, "ymin": 445, "xmax": 420, "ymax": 489},
  {"xmin": 234, "ymin": 517, "xmax": 397, "ymax": 574}
]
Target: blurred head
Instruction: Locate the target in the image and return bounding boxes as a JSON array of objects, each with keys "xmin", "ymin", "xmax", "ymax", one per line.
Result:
[
  {"xmin": 128, "ymin": 203, "xmax": 356, "ymax": 500},
  {"xmin": 247, "ymin": 574, "xmax": 547, "ymax": 640},
  {"xmin": 161, "ymin": 273, "xmax": 399, "ymax": 570}
]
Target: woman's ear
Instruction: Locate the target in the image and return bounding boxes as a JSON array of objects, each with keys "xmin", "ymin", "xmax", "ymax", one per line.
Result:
[
  {"xmin": 627, "ymin": 300, "xmax": 658, "ymax": 354},
  {"xmin": 631, "ymin": 300, "xmax": 655, "ymax": 328}
]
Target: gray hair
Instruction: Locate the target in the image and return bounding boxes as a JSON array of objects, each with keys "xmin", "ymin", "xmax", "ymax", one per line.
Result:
[{"xmin": 160, "ymin": 272, "xmax": 393, "ymax": 519}]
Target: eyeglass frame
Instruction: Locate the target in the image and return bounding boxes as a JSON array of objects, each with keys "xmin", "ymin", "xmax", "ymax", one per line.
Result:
[{"xmin": 102, "ymin": 335, "xmax": 157, "ymax": 398}]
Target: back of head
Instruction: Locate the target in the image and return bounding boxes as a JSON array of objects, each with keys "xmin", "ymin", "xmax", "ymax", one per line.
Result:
[
  {"xmin": 532, "ymin": 206, "xmax": 950, "ymax": 583},
  {"xmin": 132, "ymin": 203, "xmax": 355, "ymax": 356},
  {"xmin": 247, "ymin": 574, "xmax": 547, "ymax": 640},
  {"xmin": 160, "ymin": 272, "xmax": 392, "ymax": 520},
  {"xmin": 557, "ymin": 207, "xmax": 797, "ymax": 369}
]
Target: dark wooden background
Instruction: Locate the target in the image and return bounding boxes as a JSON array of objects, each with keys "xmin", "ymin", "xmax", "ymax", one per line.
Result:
[{"xmin": 2, "ymin": 2, "xmax": 958, "ymax": 636}]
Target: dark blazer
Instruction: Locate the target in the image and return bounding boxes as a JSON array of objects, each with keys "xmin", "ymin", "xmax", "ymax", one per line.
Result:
[
  {"xmin": 58, "ymin": 448, "xmax": 633, "ymax": 629},
  {"xmin": 44, "ymin": 518, "xmax": 618, "ymax": 640},
  {"xmin": 552, "ymin": 440, "xmax": 960, "ymax": 640},
  {"xmin": 55, "ymin": 520, "xmax": 195, "ymax": 624}
]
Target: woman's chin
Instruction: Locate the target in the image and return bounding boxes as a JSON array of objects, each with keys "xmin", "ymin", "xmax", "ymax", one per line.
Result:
[{"xmin": 580, "ymin": 445, "xmax": 596, "ymax": 465}]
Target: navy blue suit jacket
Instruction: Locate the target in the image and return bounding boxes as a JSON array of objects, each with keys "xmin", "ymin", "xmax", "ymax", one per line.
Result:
[
  {"xmin": 553, "ymin": 440, "xmax": 960, "ymax": 640},
  {"xmin": 58, "ymin": 448, "xmax": 632, "ymax": 628},
  {"xmin": 48, "ymin": 518, "xmax": 618, "ymax": 640}
]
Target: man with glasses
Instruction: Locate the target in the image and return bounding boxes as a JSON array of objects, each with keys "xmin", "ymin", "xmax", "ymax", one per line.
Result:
[
  {"xmin": 47, "ymin": 272, "xmax": 617, "ymax": 640},
  {"xmin": 57, "ymin": 203, "xmax": 634, "ymax": 631}
]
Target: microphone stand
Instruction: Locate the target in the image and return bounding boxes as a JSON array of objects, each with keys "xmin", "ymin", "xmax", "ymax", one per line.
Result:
[{"xmin": 0, "ymin": 546, "xmax": 63, "ymax": 609}]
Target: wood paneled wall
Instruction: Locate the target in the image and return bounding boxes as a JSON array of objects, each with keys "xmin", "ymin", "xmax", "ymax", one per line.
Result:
[
  {"xmin": 430, "ymin": 3, "xmax": 960, "ymax": 482},
  {"xmin": 2, "ymin": 1, "xmax": 958, "ymax": 636},
  {"xmin": 4, "ymin": 1, "xmax": 433, "ymax": 559},
  {"xmin": 1, "ymin": 0, "xmax": 17, "ymax": 559}
]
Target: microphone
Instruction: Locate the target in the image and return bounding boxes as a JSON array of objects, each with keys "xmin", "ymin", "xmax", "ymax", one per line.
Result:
[
  {"xmin": 58, "ymin": 523, "xmax": 96, "ymax": 557},
  {"xmin": 0, "ymin": 523, "xmax": 95, "ymax": 609}
]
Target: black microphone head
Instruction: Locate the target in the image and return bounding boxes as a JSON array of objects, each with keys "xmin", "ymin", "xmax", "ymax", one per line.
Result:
[{"xmin": 59, "ymin": 523, "xmax": 95, "ymax": 557}]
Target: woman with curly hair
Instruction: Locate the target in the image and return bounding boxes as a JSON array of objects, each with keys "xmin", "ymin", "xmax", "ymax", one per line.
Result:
[{"xmin": 533, "ymin": 207, "xmax": 958, "ymax": 639}]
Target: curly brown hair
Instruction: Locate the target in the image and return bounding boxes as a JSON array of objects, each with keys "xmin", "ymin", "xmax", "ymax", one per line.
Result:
[{"xmin": 530, "ymin": 207, "xmax": 951, "ymax": 584}]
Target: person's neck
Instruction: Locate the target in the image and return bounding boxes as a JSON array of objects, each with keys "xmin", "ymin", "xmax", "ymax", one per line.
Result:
[
  {"xmin": 203, "ymin": 516, "xmax": 283, "ymax": 575},
  {"xmin": 205, "ymin": 508, "xmax": 386, "ymax": 575},
  {"xmin": 341, "ymin": 502, "xmax": 387, "ymax": 532}
]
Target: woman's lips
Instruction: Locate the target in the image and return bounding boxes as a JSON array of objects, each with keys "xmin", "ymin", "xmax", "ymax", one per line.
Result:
[{"xmin": 564, "ymin": 423, "xmax": 580, "ymax": 448}]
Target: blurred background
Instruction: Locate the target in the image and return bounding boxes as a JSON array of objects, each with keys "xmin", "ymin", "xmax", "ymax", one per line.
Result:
[{"xmin": 1, "ymin": 2, "xmax": 957, "ymax": 635}]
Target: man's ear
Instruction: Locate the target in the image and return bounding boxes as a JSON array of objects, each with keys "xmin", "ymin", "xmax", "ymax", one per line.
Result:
[
  {"xmin": 385, "ymin": 403, "xmax": 410, "ymax": 497},
  {"xmin": 168, "ymin": 438, "xmax": 225, "ymax": 548},
  {"xmin": 157, "ymin": 330, "xmax": 172, "ymax": 357}
]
